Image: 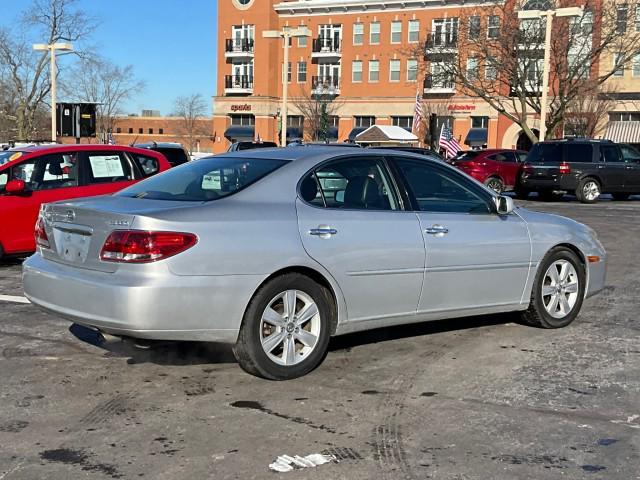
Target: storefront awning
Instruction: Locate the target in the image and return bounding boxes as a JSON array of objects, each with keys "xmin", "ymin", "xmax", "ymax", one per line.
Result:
[
  {"xmin": 224, "ymin": 126, "xmax": 255, "ymax": 141},
  {"xmin": 465, "ymin": 128, "xmax": 488, "ymax": 146},
  {"xmin": 604, "ymin": 121, "xmax": 640, "ymax": 143},
  {"xmin": 347, "ymin": 127, "xmax": 368, "ymax": 142}
]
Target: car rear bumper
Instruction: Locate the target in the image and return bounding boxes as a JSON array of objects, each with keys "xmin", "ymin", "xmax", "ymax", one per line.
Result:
[
  {"xmin": 520, "ymin": 174, "xmax": 579, "ymax": 191},
  {"xmin": 23, "ymin": 254, "xmax": 265, "ymax": 343}
]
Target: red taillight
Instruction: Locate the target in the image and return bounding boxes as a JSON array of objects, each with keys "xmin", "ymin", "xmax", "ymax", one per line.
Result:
[
  {"xmin": 100, "ymin": 230, "xmax": 197, "ymax": 263},
  {"xmin": 559, "ymin": 162, "xmax": 571, "ymax": 174},
  {"xmin": 523, "ymin": 163, "xmax": 535, "ymax": 174},
  {"xmin": 35, "ymin": 216, "xmax": 50, "ymax": 249}
]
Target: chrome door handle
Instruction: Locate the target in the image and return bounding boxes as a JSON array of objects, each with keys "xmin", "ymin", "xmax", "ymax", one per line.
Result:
[
  {"xmin": 425, "ymin": 225, "xmax": 449, "ymax": 235},
  {"xmin": 309, "ymin": 227, "xmax": 338, "ymax": 236},
  {"xmin": 598, "ymin": 165, "xmax": 606, "ymax": 169}
]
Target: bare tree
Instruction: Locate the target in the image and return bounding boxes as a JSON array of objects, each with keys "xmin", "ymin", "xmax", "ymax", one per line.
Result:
[
  {"xmin": 404, "ymin": 0, "xmax": 640, "ymax": 144},
  {"xmin": 65, "ymin": 57, "xmax": 145, "ymax": 137},
  {"xmin": 172, "ymin": 94, "xmax": 209, "ymax": 153},
  {"xmin": 564, "ymin": 83, "xmax": 619, "ymax": 138},
  {"xmin": 0, "ymin": 0, "xmax": 96, "ymax": 140},
  {"xmin": 292, "ymin": 88, "xmax": 343, "ymax": 142}
]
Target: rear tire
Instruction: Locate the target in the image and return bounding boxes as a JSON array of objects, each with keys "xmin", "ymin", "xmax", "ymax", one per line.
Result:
[
  {"xmin": 233, "ymin": 273, "xmax": 333, "ymax": 380},
  {"xmin": 612, "ymin": 193, "xmax": 630, "ymax": 201},
  {"xmin": 520, "ymin": 248, "xmax": 585, "ymax": 329},
  {"xmin": 484, "ymin": 176, "xmax": 505, "ymax": 194},
  {"xmin": 575, "ymin": 177, "xmax": 601, "ymax": 204}
]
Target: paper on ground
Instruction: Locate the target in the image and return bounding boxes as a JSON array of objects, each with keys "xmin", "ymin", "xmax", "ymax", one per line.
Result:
[{"xmin": 269, "ymin": 453, "xmax": 335, "ymax": 473}]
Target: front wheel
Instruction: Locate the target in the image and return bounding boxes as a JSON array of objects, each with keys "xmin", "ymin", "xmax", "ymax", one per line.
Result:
[
  {"xmin": 233, "ymin": 273, "xmax": 333, "ymax": 380},
  {"xmin": 485, "ymin": 177, "xmax": 505, "ymax": 194},
  {"xmin": 520, "ymin": 248, "xmax": 586, "ymax": 328}
]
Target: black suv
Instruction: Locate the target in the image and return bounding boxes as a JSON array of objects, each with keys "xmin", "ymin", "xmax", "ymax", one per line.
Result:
[
  {"xmin": 134, "ymin": 142, "xmax": 190, "ymax": 167},
  {"xmin": 227, "ymin": 141, "xmax": 278, "ymax": 152},
  {"xmin": 519, "ymin": 139, "xmax": 640, "ymax": 203}
]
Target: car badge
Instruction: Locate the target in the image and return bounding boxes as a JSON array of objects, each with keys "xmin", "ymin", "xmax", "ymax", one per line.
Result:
[{"xmin": 65, "ymin": 210, "xmax": 75, "ymax": 222}]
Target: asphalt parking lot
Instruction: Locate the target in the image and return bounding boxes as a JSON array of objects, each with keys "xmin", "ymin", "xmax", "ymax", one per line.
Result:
[{"xmin": 0, "ymin": 197, "xmax": 639, "ymax": 480}]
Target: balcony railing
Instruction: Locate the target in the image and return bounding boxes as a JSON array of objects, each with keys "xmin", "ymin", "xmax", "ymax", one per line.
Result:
[
  {"xmin": 312, "ymin": 76, "xmax": 340, "ymax": 93},
  {"xmin": 225, "ymin": 38, "xmax": 254, "ymax": 54},
  {"xmin": 312, "ymin": 37, "xmax": 341, "ymax": 54},
  {"xmin": 225, "ymin": 75, "xmax": 254, "ymax": 92},
  {"xmin": 423, "ymin": 74, "xmax": 455, "ymax": 92},
  {"xmin": 425, "ymin": 32, "xmax": 458, "ymax": 50}
]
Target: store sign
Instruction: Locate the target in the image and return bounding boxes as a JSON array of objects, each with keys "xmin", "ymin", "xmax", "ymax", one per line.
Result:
[
  {"xmin": 448, "ymin": 104, "xmax": 476, "ymax": 112},
  {"xmin": 231, "ymin": 104, "xmax": 252, "ymax": 112}
]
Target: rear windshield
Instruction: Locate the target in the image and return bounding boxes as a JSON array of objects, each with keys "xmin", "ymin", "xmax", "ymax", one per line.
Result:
[
  {"xmin": 156, "ymin": 147, "xmax": 189, "ymax": 166},
  {"xmin": 237, "ymin": 142, "xmax": 278, "ymax": 150},
  {"xmin": 117, "ymin": 157, "xmax": 288, "ymax": 201},
  {"xmin": 527, "ymin": 143, "xmax": 564, "ymax": 163},
  {"xmin": 453, "ymin": 151, "xmax": 481, "ymax": 161}
]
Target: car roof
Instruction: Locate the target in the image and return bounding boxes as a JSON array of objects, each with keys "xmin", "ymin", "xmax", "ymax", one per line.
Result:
[
  {"xmin": 17, "ymin": 144, "xmax": 157, "ymax": 153},
  {"xmin": 135, "ymin": 142, "xmax": 185, "ymax": 149}
]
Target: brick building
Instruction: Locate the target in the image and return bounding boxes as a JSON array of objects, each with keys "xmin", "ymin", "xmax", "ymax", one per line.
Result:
[{"xmin": 212, "ymin": 0, "xmax": 640, "ymax": 154}]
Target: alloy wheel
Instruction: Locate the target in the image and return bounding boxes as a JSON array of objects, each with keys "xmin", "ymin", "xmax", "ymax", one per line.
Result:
[
  {"xmin": 259, "ymin": 290, "xmax": 321, "ymax": 366},
  {"xmin": 487, "ymin": 178, "xmax": 504, "ymax": 194},
  {"xmin": 583, "ymin": 181, "xmax": 600, "ymax": 201},
  {"xmin": 541, "ymin": 260, "xmax": 579, "ymax": 319}
]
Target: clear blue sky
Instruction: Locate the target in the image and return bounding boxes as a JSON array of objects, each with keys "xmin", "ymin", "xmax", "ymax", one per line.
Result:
[{"xmin": 5, "ymin": 0, "xmax": 217, "ymax": 116}]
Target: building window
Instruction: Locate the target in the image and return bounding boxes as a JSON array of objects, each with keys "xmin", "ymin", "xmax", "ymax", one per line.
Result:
[
  {"xmin": 297, "ymin": 61, "xmax": 307, "ymax": 82},
  {"xmin": 128, "ymin": 128, "xmax": 133, "ymax": 134},
  {"xmin": 389, "ymin": 59, "xmax": 401, "ymax": 82},
  {"xmin": 617, "ymin": 4, "xmax": 628, "ymax": 34},
  {"xmin": 148, "ymin": 128, "xmax": 153, "ymax": 134},
  {"xmin": 487, "ymin": 15, "xmax": 500, "ymax": 38},
  {"xmin": 283, "ymin": 62, "xmax": 291, "ymax": 83},
  {"xmin": 391, "ymin": 21, "xmax": 402, "ymax": 43},
  {"xmin": 288, "ymin": 115, "xmax": 304, "ymax": 128},
  {"xmin": 609, "ymin": 112, "xmax": 640, "ymax": 121},
  {"xmin": 466, "ymin": 57, "xmax": 479, "ymax": 80},
  {"xmin": 159, "ymin": 128, "xmax": 164, "ymax": 134},
  {"xmin": 485, "ymin": 56, "xmax": 497, "ymax": 80},
  {"xmin": 352, "ymin": 60, "xmax": 363, "ymax": 82},
  {"xmin": 569, "ymin": 53, "xmax": 590, "ymax": 79},
  {"xmin": 328, "ymin": 115, "xmax": 339, "ymax": 128},
  {"xmin": 636, "ymin": 5, "xmax": 640, "ymax": 31},
  {"xmin": 298, "ymin": 34, "xmax": 307, "ymax": 47},
  {"xmin": 407, "ymin": 59, "xmax": 418, "ymax": 81},
  {"xmin": 368, "ymin": 60, "xmax": 379, "ymax": 82},
  {"xmin": 471, "ymin": 116, "xmax": 489, "ymax": 128},
  {"xmin": 469, "ymin": 16, "xmax": 480, "ymax": 39},
  {"xmin": 408, "ymin": 20, "xmax": 420, "ymax": 43},
  {"xmin": 116, "ymin": 128, "xmax": 121, "ymax": 134},
  {"xmin": 353, "ymin": 23, "xmax": 364, "ymax": 45},
  {"xmin": 392, "ymin": 116, "xmax": 413, "ymax": 130},
  {"xmin": 138, "ymin": 128, "xmax": 143, "ymax": 134},
  {"xmin": 230, "ymin": 114, "xmax": 255, "ymax": 126},
  {"xmin": 634, "ymin": 55, "xmax": 640, "ymax": 76},
  {"xmin": 354, "ymin": 116, "xmax": 375, "ymax": 128},
  {"xmin": 614, "ymin": 53, "xmax": 624, "ymax": 77},
  {"xmin": 370, "ymin": 22, "xmax": 380, "ymax": 44}
]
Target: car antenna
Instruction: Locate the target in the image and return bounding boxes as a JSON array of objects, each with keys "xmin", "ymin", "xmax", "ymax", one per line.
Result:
[{"xmin": 129, "ymin": 135, "xmax": 139, "ymax": 147}]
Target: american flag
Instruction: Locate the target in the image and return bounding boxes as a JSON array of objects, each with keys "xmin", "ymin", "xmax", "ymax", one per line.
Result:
[
  {"xmin": 438, "ymin": 122, "xmax": 460, "ymax": 159},
  {"xmin": 412, "ymin": 90, "xmax": 424, "ymax": 135}
]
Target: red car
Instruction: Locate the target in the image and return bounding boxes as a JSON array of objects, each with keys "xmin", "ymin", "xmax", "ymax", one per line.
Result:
[
  {"xmin": 450, "ymin": 149, "xmax": 528, "ymax": 194},
  {"xmin": 0, "ymin": 144, "xmax": 170, "ymax": 258}
]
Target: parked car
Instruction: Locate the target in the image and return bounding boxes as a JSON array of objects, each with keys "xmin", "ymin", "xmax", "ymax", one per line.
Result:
[
  {"xmin": 288, "ymin": 141, "xmax": 362, "ymax": 148},
  {"xmin": 519, "ymin": 139, "xmax": 640, "ymax": 203},
  {"xmin": 134, "ymin": 142, "xmax": 190, "ymax": 167},
  {"xmin": 228, "ymin": 141, "xmax": 278, "ymax": 152},
  {"xmin": 0, "ymin": 144, "xmax": 169, "ymax": 258},
  {"xmin": 371, "ymin": 145, "xmax": 444, "ymax": 160},
  {"xmin": 450, "ymin": 149, "xmax": 528, "ymax": 194},
  {"xmin": 24, "ymin": 147, "xmax": 606, "ymax": 379}
]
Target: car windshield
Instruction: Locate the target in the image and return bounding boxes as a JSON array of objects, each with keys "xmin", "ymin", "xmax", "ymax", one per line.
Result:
[{"xmin": 118, "ymin": 156, "xmax": 288, "ymax": 201}]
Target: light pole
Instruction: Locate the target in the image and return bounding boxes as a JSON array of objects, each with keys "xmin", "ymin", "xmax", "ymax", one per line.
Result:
[
  {"xmin": 518, "ymin": 7, "xmax": 583, "ymax": 141},
  {"xmin": 33, "ymin": 42, "xmax": 74, "ymax": 142},
  {"xmin": 263, "ymin": 27, "xmax": 310, "ymax": 147}
]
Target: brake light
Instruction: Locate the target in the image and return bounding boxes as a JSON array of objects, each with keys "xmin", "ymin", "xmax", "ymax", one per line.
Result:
[
  {"xmin": 559, "ymin": 162, "xmax": 571, "ymax": 174},
  {"xmin": 523, "ymin": 164, "xmax": 535, "ymax": 174},
  {"xmin": 35, "ymin": 216, "xmax": 50, "ymax": 249},
  {"xmin": 100, "ymin": 230, "xmax": 197, "ymax": 263}
]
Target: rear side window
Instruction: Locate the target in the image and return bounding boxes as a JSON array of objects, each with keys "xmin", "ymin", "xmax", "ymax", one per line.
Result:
[
  {"xmin": 527, "ymin": 143, "xmax": 563, "ymax": 163},
  {"xmin": 118, "ymin": 157, "xmax": 288, "ymax": 201},
  {"xmin": 39, "ymin": 153, "xmax": 80, "ymax": 189},
  {"xmin": 453, "ymin": 151, "xmax": 480, "ymax": 161},
  {"xmin": 84, "ymin": 152, "xmax": 133, "ymax": 184},
  {"xmin": 156, "ymin": 148, "xmax": 189, "ymax": 166},
  {"xmin": 621, "ymin": 144, "xmax": 640, "ymax": 162},
  {"xmin": 566, "ymin": 144, "xmax": 593, "ymax": 163},
  {"xmin": 599, "ymin": 145, "xmax": 622, "ymax": 163},
  {"xmin": 130, "ymin": 154, "xmax": 160, "ymax": 177}
]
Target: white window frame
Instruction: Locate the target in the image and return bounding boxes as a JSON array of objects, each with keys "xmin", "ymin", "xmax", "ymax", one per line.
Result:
[
  {"xmin": 368, "ymin": 60, "xmax": 380, "ymax": 82},
  {"xmin": 466, "ymin": 57, "xmax": 479, "ymax": 80},
  {"xmin": 389, "ymin": 59, "xmax": 401, "ymax": 82},
  {"xmin": 391, "ymin": 21, "xmax": 402, "ymax": 44},
  {"xmin": 633, "ymin": 54, "xmax": 640, "ymax": 76},
  {"xmin": 407, "ymin": 59, "xmax": 418, "ymax": 82},
  {"xmin": 614, "ymin": 53, "xmax": 625, "ymax": 77},
  {"xmin": 370, "ymin": 22, "xmax": 380, "ymax": 45},
  {"xmin": 352, "ymin": 60, "xmax": 363, "ymax": 82},
  {"xmin": 408, "ymin": 20, "xmax": 420, "ymax": 43},
  {"xmin": 353, "ymin": 23, "xmax": 364, "ymax": 45},
  {"xmin": 297, "ymin": 61, "xmax": 307, "ymax": 83},
  {"xmin": 487, "ymin": 16, "xmax": 500, "ymax": 39}
]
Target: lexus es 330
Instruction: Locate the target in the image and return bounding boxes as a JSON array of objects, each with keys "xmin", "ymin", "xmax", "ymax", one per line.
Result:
[{"xmin": 23, "ymin": 147, "xmax": 606, "ymax": 379}]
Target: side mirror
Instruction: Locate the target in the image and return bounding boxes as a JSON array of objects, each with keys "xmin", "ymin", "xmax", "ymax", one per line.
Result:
[
  {"xmin": 5, "ymin": 179, "xmax": 26, "ymax": 194},
  {"xmin": 496, "ymin": 195, "xmax": 514, "ymax": 215}
]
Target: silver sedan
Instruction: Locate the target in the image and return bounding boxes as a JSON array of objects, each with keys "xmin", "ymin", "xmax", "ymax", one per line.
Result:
[{"xmin": 23, "ymin": 147, "xmax": 607, "ymax": 379}]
